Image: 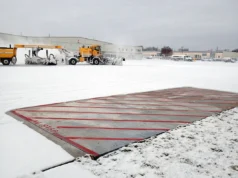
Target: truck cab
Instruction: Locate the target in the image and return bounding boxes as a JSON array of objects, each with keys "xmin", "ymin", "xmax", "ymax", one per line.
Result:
[{"xmin": 90, "ymin": 45, "xmax": 102, "ymax": 57}]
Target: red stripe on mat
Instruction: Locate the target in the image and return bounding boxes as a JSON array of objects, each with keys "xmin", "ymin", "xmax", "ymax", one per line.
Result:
[
  {"xmin": 75, "ymin": 101, "xmax": 211, "ymax": 108},
  {"xmin": 95, "ymin": 98, "xmax": 237, "ymax": 104},
  {"xmin": 67, "ymin": 137, "xmax": 143, "ymax": 141},
  {"xmin": 44, "ymin": 105, "xmax": 219, "ymax": 113},
  {"xmin": 11, "ymin": 110, "xmax": 99, "ymax": 156},
  {"xmin": 126, "ymin": 93, "xmax": 238, "ymax": 97},
  {"xmin": 111, "ymin": 96, "xmax": 238, "ymax": 102},
  {"xmin": 94, "ymin": 98, "xmax": 177, "ymax": 102},
  {"xmin": 52, "ymin": 133, "xmax": 99, "ymax": 156},
  {"xmin": 11, "ymin": 110, "xmax": 37, "ymax": 122},
  {"xmin": 57, "ymin": 126, "xmax": 169, "ymax": 131},
  {"xmin": 131, "ymin": 91, "xmax": 238, "ymax": 96},
  {"xmin": 160, "ymin": 99, "xmax": 238, "ymax": 104},
  {"xmin": 17, "ymin": 109, "xmax": 206, "ymax": 117},
  {"xmin": 177, "ymin": 94, "xmax": 238, "ymax": 98},
  {"xmin": 31, "ymin": 117, "xmax": 191, "ymax": 124},
  {"xmin": 169, "ymin": 97, "xmax": 238, "ymax": 101}
]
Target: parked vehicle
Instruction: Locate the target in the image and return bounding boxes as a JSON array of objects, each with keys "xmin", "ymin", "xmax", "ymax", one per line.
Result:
[
  {"xmin": 171, "ymin": 55, "xmax": 193, "ymax": 61},
  {"xmin": 223, "ymin": 57, "xmax": 237, "ymax": 63},
  {"xmin": 146, "ymin": 56, "xmax": 153, "ymax": 59}
]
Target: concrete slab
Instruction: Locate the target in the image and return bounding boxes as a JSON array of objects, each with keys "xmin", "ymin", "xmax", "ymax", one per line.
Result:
[{"xmin": 8, "ymin": 87, "xmax": 238, "ymax": 158}]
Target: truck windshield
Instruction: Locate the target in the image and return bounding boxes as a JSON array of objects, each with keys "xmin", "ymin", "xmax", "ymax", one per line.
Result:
[{"xmin": 95, "ymin": 46, "xmax": 101, "ymax": 51}]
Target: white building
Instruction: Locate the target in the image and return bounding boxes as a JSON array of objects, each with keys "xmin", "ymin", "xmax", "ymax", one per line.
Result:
[{"xmin": 102, "ymin": 44, "xmax": 143, "ymax": 60}]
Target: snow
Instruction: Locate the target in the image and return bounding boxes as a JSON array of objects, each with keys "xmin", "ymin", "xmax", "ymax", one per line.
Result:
[
  {"xmin": 18, "ymin": 163, "xmax": 97, "ymax": 178},
  {"xmin": 0, "ymin": 122, "xmax": 73, "ymax": 178},
  {"xmin": 41, "ymin": 162, "xmax": 98, "ymax": 178},
  {"xmin": 1, "ymin": 59, "xmax": 238, "ymax": 178},
  {"xmin": 77, "ymin": 108, "xmax": 238, "ymax": 178}
]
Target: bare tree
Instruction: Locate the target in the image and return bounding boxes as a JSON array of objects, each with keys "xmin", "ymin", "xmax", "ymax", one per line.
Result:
[
  {"xmin": 232, "ymin": 49, "xmax": 238, "ymax": 53},
  {"xmin": 161, "ymin": 46, "xmax": 173, "ymax": 56}
]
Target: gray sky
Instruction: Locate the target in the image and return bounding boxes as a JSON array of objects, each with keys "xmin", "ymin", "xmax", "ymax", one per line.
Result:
[{"xmin": 1, "ymin": 0, "xmax": 238, "ymax": 50}]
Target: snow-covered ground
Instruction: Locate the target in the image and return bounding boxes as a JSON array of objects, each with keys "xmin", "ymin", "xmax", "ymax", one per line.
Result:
[
  {"xmin": 1, "ymin": 59, "xmax": 238, "ymax": 178},
  {"xmin": 78, "ymin": 108, "xmax": 238, "ymax": 178}
]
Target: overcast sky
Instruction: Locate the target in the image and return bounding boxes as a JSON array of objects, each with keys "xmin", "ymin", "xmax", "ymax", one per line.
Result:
[{"xmin": 1, "ymin": 0, "xmax": 237, "ymax": 50}]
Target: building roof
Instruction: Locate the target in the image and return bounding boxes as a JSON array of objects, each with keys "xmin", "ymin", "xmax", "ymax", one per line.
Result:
[
  {"xmin": 0, "ymin": 32, "xmax": 113, "ymax": 45},
  {"xmin": 174, "ymin": 50, "xmax": 211, "ymax": 53}
]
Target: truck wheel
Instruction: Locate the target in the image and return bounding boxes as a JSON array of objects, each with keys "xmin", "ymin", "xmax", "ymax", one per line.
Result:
[
  {"xmin": 2, "ymin": 59, "xmax": 10, "ymax": 65},
  {"xmin": 69, "ymin": 59, "xmax": 77, "ymax": 65},
  {"xmin": 93, "ymin": 59, "xmax": 99, "ymax": 65}
]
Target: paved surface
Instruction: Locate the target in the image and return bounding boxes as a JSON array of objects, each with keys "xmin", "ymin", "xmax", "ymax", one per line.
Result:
[{"xmin": 8, "ymin": 87, "xmax": 238, "ymax": 157}]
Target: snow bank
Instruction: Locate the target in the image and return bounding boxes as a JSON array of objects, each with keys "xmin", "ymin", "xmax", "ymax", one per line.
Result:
[{"xmin": 78, "ymin": 108, "xmax": 238, "ymax": 178}]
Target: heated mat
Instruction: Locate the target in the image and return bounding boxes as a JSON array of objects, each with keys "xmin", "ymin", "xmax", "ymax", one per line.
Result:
[{"xmin": 8, "ymin": 87, "xmax": 238, "ymax": 157}]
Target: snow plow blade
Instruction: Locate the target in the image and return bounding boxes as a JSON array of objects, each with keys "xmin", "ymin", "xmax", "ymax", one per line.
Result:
[
  {"xmin": 25, "ymin": 55, "xmax": 57, "ymax": 65},
  {"xmin": 104, "ymin": 57, "xmax": 124, "ymax": 65}
]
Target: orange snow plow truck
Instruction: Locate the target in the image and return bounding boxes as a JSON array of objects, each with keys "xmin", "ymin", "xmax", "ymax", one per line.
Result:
[
  {"xmin": 0, "ymin": 44, "xmax": 62, "ymax": 65},
  {"xmin": 0, "ymin": 45, "xmax": 17, "ymax": 65},
  {"xmin": 65, "ymin": 44, "xmax": 124, "ymax": 65}
]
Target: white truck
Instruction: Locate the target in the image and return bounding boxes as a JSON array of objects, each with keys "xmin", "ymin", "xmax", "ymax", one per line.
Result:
[{"xmin": 171, "ymin": 55, "xmax": 193, "ymax": 61}]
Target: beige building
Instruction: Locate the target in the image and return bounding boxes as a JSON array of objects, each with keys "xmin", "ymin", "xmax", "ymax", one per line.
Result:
[
  {"xmin": 173, "ymin": 51, "xmax": 238, "ymax": 60},
  {"xmin": 142, "ymin": 50, "xmax": 212, "ymax": 59},
  {"xmin": 173, "ymin": 51, "xmax": 211, "ymax": 59},
  {"xmin": 142, "ymin": 51, "xmax": 159, "ymax": 57},
  {"xmin": 103, "ymin": 44, "xmax": 142, "ymax": 60},
  {"xmin": 215, "ymin": 52, "xmax": 223, "ymax": 59},
  {"xmin": 215, "ymin": 51, "xmax": 238, "ymax": 59}
]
